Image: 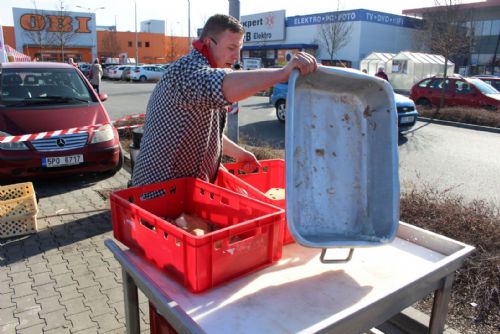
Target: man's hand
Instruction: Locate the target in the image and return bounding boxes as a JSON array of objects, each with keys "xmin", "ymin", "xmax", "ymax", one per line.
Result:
[
  {"xmin": 284, "ymin": 52, "xmax": 318, "ymax": 77},
  {"xmin": 222, "ymin": 135, "xmax": 261, "ymax": 172}
]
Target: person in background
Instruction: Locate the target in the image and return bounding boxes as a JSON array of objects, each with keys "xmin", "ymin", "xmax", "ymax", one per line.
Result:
[
  {"xmin": 90, "ymin": 59, "xmax": 103, "ymax": 94},
  {"xmin": 68, "ymin": 58, "xmax": 78, "ymax": 67},
  {"xmin": 132, "ymin": 14, "xmax": 317, "ymax": 188},
  {"xmin": 362, "ymin": 69, "xmax": 367, "ymax": 74},
  {"xmin": 375, "ymin": 66, "xmax": 389, "ymax": 81}
]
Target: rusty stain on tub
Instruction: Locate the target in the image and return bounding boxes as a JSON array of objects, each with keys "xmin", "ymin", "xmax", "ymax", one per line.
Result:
[
  {"xmin": 363, "ymin": 106, "xmax": 372, "ymax": 118},
  {"xmin": 315, "ymin": 149, "xmax": 325, "ymax": 157},
  {"xmin": 332, "ymin": 151, "xmax": 337, "ymax": 157},
  {"xmin": 342, "ymin": 114, "xmax": 350, "ymax": 122}
]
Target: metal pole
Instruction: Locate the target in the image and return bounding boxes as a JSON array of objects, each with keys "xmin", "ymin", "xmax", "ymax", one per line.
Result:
[
  {"xmin": 135, "ymin": 1, "xmax": 138, "ymax": 65},
  {"xmin": 187, "ymin": 0, "xmax": 191, "ymax": 51},
  {"xmin": 227, "ymin": 0, "xmax": 240, "ymax": 143}
]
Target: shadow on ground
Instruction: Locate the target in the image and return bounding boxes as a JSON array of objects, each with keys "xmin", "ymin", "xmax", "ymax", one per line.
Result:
[{"xmin": 0, "ymin": 211, "xmax": 112, "ymax": 266}]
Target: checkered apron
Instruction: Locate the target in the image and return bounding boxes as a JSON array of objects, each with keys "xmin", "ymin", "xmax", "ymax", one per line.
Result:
[{"xmin": 132, "ymin": 49, "xmax": 231, "ymax": 187}]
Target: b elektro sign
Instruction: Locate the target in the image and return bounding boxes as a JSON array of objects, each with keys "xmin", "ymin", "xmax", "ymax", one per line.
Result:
[{"xmin": 241, "ymin": 10, "xmax": 285, "ymax": 43}]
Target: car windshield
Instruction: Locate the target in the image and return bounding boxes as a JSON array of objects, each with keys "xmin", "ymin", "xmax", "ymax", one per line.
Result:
[
  {"xmin": 469, "ymin": 78, "xmax": 499, "ymax": 94},
  {"xmin": 0, "ymin": 67, "xmax": 95, "ymax": 107}
]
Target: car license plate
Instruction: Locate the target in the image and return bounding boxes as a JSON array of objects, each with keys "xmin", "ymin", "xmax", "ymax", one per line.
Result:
[
  {"xmin": 400, "ymin": 116, "xmax": 415, "ymax": 123},
  {"xmin": 42, "ymin": 155, "xmax": 84, "ymax": 168}
]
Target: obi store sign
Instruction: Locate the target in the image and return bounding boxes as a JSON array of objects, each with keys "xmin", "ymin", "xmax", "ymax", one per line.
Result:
[
  {"xmin": 13, "ymin": 8, "xmax": 96, "ymax": 45},
  {"xmin": 242, "ymin": 10, "xmax": 285, "ymax": 43}
]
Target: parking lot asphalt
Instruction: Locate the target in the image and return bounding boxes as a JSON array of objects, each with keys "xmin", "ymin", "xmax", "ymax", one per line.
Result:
[{"xmin": 0, "ymin": 167, "xmax": 151, "ymax": 334}]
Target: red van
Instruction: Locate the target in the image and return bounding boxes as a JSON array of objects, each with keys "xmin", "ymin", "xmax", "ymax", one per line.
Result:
[
  {"xmin": 410, "ymin": 75, "xmax": 500, "ymax": 110},
  {"xmin": 0, "ymin": 62, "xmax": 123, "ymax": 181}
]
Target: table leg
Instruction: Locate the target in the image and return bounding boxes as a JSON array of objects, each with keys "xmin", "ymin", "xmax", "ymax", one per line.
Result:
[
  {"xmin": 429, "ymin": 273, "xmax": 455, "ymax": 334},
  {"xmin": 123, "ymin": 268, "xmax": 140, "ymax": 334}
]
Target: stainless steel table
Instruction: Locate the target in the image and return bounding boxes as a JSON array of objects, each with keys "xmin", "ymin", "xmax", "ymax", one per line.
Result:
[{"xmin": 105, "ymin": 222, "xmax": 473, "ymax": 334}]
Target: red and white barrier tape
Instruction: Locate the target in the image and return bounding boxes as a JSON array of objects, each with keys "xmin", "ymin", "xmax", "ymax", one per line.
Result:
[{"xmin": 0, "ymin": 113, "xmax": 145, "ymax": 143}]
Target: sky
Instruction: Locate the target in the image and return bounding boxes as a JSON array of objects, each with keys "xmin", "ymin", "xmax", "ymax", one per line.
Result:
[{"xmin": 1, "ymin": 0, "xmax": 482, "ymax": 36}]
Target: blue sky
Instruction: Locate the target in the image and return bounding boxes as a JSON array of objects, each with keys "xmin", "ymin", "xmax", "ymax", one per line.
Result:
[{"xmin": 1, "ymin": 0, "xmax": 481, "ymax": 36}]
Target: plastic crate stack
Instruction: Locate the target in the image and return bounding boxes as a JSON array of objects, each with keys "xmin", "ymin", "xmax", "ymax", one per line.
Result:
[{"xmin": 0, "ymin": 182, "xmax": 38, "ymax": 238}]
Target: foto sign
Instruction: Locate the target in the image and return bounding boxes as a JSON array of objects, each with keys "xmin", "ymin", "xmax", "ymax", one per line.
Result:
[{"xmin": 241, "ymin": 10, "xmax": 285, "ymax": 43}]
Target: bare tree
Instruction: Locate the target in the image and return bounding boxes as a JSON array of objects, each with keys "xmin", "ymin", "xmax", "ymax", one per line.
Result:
[
  {"xmin": 417, "ymin": 0, "xmax": 474, "ymax": 108},
  {"xmin": 101, "ymin": 29, "xmax": 121, "ymax": 59},
  {"xmin": 22, "ymin": 1, "xmax": 52, "ymax": 61},
  {"xmin": 166, "ymin": 28, "xmax": 181, "ymax": 62},
  {"xmin": 48, "ymin": 0, "xmax": 79, "ymax": 62},
  {"xmin": 316, "ymin": 1, "xmax": 352, "ymax": 67}
]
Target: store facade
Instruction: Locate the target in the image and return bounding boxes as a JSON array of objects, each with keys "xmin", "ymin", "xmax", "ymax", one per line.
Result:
[{"xmin": 241, "ymin": 9, "xmax": 421, "ymax": 69}]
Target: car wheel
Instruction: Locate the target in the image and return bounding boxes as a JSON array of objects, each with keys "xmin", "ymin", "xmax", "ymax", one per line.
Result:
[
  {"xmin": 275, "ymin": 100, "xmax": 286, "ymax": 122},
  {"xmin": 416, "ymin": 98, "xmax": 432, "ymax": 109},
  {"xmin": 139, "ymin": 76, "xmax": 147, "ymax": 82}
]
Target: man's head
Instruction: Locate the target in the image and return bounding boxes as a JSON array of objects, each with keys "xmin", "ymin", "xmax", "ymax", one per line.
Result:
[
  {"xmin": 378, "ymin": 66, "xmax": 385, "ymax": 72},
  {"xmin": 68, "ymin": 58, "xmax": 74, "ymax": 64},
  {"xmin": 200, "ymin": 14, "xmax": 244, "ymax": 68}
]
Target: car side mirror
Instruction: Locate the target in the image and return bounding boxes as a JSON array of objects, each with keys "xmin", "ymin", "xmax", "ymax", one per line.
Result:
[{"xmin": 99, "ymin": 93, "xmax": 108, "ymax": 102}]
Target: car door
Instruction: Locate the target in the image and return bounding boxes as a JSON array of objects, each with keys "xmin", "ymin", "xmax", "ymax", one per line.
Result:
[
  {"xmin": 451, "ymin": 80, "xmax": 477, "ymax": 107},
  {"xmin": 427, "ymin": 79, "xmax": 451, "ymax": 106}
]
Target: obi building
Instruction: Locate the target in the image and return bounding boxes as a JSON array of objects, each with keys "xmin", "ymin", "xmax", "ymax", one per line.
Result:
[
  {"xmin": 4, "ymin": 7, "xmax": 189, "ymax": 64},
  {"xmin": 240, "ymin": 9, "xmax": 422, "ymax": 69}
]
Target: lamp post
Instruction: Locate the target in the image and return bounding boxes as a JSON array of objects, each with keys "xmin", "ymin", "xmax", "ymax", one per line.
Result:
[
  {"xmin": 76, "ymin": 6, "xmax": 105, "ymax": 61},
  {"xmin": 135, "ymin": 0, "xmax": 138, "ymax": 65},
  {"xmin": 227, "ymin": 0, "xmax": 240, "ymax": 142},
  {"xmin": 187, "ymin": 0, "xmax": 191, "ymax": 51}
]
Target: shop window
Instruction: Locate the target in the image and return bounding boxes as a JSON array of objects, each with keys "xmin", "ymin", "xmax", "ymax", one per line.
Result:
[
  {"xmin": 128, "ymin": 41, "xmax": 132, "ymax": 47},
  {"xmin": 145, "ymin": 42, "xmax": 150, "ymax": 48}
]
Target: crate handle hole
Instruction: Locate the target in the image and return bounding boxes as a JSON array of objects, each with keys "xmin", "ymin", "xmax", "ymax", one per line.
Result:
[
  {"xmin": 200, "ymin": 188, "xmax": 205, "ymax": 196},
  {"xmin": 175, "ymin": 239, "xmax": 182, "ymax": 247},
  {"xmin": 140, "ymin": 189, "xmax": 166, "ymax": 201},
  {"xmin": 209, "ymin": 192, "xmax": 215, "ymax": 200},
  {"xmin": 163, "ymin": 232, "xmax": 169, "ymax": 240},
  {"xmin": 169, "ymin": 186, "xmax": 176, "ymax": 195},
  {"xmin": 140, "ymin": 219, "xmax": 156, "ymax": 231},
  {"xmin": 229, "ymin": 230, "xmax": 257, "ymax": 245},
  {"xmin": 214, "ymin": 240, "xmax": 223, "ymax": 250},
  {"xmin": 262, "ymin": 166, "xmax": 268, "ymax": 172},
  {"xmin": 128, "ymin": 196, "xmax": 134, "ymax": 203}
]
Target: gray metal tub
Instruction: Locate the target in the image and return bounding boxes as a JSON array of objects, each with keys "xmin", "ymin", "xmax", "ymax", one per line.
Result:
[{"xmin": 285, "ymin": 66, "xmax": 400, "ymax": 257}]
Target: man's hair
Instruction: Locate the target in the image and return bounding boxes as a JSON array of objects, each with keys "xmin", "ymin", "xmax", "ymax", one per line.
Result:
[{"xmin": 199, "ymin": 14, "xmax": 244, "ymax": 40}]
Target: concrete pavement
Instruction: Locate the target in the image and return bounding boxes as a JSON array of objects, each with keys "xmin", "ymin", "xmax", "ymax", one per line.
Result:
[{"xmin": 0, "ymin": 167, "xmax": 150, "ymax": 333}]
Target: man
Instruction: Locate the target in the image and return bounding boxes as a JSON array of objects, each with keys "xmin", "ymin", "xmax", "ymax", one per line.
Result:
[
  {"xmin": 375, "ymin": 66, "xmax": 389, "ymax": 81},
  {"xmin": 132, "ymin": 14, "xmax": 317, "ymax": 187}
]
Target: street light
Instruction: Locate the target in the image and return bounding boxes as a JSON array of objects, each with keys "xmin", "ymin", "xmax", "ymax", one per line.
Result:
[
  {"xmin": 76, "ymin": 6, "xmax": 105, "ymax": 61},
  {"xmin": 187, "ymin": 0, "xmax": 191, "ymax": 51}
]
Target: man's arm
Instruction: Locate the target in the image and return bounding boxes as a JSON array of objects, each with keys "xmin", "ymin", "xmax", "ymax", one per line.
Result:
[
  {"xmin": 222, "ymin": 134, "xmax": 259, "ymax": 171},
  {"xmin": 222, "ymin": 52, "xmax": 317, "ymax": 103}
]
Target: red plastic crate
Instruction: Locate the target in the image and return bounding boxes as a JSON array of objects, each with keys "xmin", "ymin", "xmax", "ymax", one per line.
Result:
[
  {"xmin": 221, "ymin": 159, "xmax": 294, "ymax": 244},
  {"xmin": 110, "ymin": 177, "xmax": 284, "ymax": 293}
]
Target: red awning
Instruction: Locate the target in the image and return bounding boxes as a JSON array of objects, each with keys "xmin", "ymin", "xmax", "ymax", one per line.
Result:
[{"xmin": 5, "ymin": 45, "xmax": 31, "ymax": 62}]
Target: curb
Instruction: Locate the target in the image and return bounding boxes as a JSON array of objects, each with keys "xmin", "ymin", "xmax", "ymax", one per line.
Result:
[{"xmin": 418, "ymin": 117, "xmax": 500, "ymax": 134}]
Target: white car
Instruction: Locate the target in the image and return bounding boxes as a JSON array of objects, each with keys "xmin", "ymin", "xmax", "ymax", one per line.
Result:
[
  {"xmin": 130, "ymin": 66, "xmax": 165, "ymax": 82},
  {"xmin": 108, "ymin": 65, "xmax": 134, "ymax": 80}
]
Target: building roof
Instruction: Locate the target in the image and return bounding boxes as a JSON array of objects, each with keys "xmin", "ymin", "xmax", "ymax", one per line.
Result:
[{"xmin": 403, "ymin": 0, "xmax": 500, "ymax": 17}]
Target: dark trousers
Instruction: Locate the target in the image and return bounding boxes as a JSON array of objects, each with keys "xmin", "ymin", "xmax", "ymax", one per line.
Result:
[{"xmin": 92, "ymin": 84, "xmax": 100, "ymax": 94}]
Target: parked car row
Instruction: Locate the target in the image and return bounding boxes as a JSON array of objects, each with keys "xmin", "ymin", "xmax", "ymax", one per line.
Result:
[{"xmin": 103, "ymin": 64, "xmax": 169, "ymax": 82}]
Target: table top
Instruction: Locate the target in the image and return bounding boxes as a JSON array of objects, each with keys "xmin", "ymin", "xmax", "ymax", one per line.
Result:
[{"xmin": 116, "ymin": 223, "xmax": 472, "ymax": 334}]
